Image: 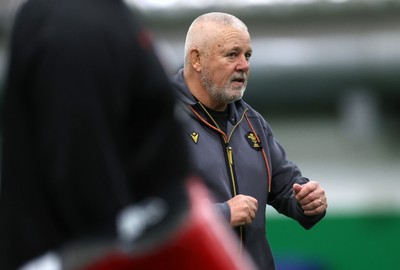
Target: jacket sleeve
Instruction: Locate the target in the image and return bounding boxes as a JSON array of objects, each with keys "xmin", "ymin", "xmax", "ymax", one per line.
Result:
[
  {"xmin": 264, "ymin": 123, "xmax": 326, "ymax": 229},
  {"xmin": 214, "ymin": 202, "xmax": 231, "ymax": 224}
]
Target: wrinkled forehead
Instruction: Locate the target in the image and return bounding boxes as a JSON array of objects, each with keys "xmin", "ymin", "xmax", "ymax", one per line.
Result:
[{"xmin": 207, "ymin": 23, "xmax": 251, "ymax": 49}]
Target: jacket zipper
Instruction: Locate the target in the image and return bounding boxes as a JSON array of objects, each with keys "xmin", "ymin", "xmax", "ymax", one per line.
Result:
[
  {"xmin": 226, "ymin": 144, "xmax": 244, "ymax": 252},
  {"xmin": 225, "ymin": 111, "xmax": 248, "ymax": 253},
  {"xmin": 190, "ymin": 104, "xmax": 248, "ymax": 250}
]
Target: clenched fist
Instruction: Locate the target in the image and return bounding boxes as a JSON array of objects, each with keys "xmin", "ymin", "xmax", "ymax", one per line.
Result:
[
  {"xmin": 293, "ymin": 181, "xmax": 327, "ymax": 216},
  {"xmin": 227, "ymin": 194, "xmax": 258, "ymax": 227}
]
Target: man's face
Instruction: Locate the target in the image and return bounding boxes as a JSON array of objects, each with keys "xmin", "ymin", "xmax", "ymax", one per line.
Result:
[{"xmin": 200, "ymin": 25, "xmax": 252, "ymax": 107}]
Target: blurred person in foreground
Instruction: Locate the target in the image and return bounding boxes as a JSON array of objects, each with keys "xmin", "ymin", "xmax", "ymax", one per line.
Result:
[
  {"xmin": 0, "ymin": 1, "xmax": 256, "ymax": 269},
  {"xmin": 170, "ymin": 12, "xmax": 328, "ymax": 270}
]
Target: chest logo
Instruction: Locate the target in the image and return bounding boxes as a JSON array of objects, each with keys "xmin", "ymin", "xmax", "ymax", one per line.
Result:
[
  {"xmin": 245, "ymin": 132, "xmax": 262, "ymax": 151},
  {"xmin": 190, "ymin": 132, "xmax": 199, "ymax": 144}
]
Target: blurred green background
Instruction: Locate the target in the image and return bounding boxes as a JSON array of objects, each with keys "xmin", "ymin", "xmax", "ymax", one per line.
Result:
[
  {"xmin": 268, "ymin": 212, "xmax": 400, "ymax": 269},
  {"xmin": 1, "ymin": 1, "xmax": 399, "ymax": 269}
]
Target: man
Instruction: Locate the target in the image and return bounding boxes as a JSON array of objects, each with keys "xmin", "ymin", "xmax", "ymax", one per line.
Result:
[
  {"xmin": 0, "ymin": 2, "xmax": 255, "ymax": 270},
  {"xmin": 171, "ymin": 12, "xmax": 328, "ymax": 270}
]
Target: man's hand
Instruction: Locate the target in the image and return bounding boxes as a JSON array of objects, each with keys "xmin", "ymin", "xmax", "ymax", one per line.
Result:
[
  {"xmin": 227, "ymin": 195, "xmax": 258, "ymax": 227},
  {"xmin": 293, "ymin": 181, "xmax": 327, "ymax": 216}
]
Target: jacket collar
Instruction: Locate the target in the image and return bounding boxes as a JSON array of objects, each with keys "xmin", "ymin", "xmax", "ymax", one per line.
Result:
[{"xmin": 170, "ymin": 69, "xmax": 247, "ymax": 125}]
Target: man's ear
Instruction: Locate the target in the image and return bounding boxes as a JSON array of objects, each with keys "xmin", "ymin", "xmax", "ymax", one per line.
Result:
[{"xmin": 190, "ymin": 49, "xmax": 201, "ymax": 72}]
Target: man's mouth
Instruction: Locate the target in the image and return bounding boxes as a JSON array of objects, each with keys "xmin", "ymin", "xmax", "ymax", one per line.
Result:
[
  {"xmin": 231, "ymin": 77, "xmax": 246, "ymax": 84},
  {"xmin": 232, "ymin": 78, "xmax": 245, "ymax": 83}
]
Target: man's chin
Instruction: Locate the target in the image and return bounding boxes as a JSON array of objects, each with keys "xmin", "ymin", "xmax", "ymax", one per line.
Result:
[
  {"xmin": 227, "ymin": 93, "xmax": 244, "ymax": 103},
  {"xmin": 234, "ymin": 88, "xmax": 245, "ymax": 98}
]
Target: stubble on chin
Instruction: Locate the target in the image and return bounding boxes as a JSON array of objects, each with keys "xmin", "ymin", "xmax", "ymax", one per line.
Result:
[{"xmin": 200, "ymin": 71, "xmax": 246, "ymax": 104}]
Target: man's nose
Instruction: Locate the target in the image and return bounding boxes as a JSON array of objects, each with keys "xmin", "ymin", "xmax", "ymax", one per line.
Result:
[{"xmin": 236, "ymin": 54, "xmax": 250, "ymax": 72}]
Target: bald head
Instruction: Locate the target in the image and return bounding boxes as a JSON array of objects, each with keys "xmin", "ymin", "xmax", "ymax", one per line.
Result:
[
  {"xmin": 184, "ymin": 12, "xmax": 248, "ymax": 67},
  {"xmin": 182, "ymin": 12, "xmax": 251, "ymax": 110}
]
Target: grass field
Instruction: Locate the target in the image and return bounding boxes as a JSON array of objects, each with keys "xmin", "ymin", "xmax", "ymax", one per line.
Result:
[{"xmin": 268, "ymin": 212, "xmax": 400, "ymax": 270}]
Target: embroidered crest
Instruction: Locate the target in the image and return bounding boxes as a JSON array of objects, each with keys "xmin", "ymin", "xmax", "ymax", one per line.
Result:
[
  {"xmin": 190, "ymin": 132, "xmax": 199, "ymax": 144},
  {"xmin": 245, "ymin": 132, "xmax": 262, "ymax": 151}
]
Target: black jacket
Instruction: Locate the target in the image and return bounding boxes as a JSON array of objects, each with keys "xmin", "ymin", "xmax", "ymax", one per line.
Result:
[
  {"xmin": 171, "ymin": 69, "xmax": 326, "ymax": 270},
  {"xmin": 0, "ymin": 0, "xmax": 189, "ymax": 268}
]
